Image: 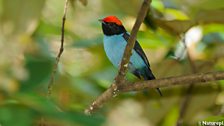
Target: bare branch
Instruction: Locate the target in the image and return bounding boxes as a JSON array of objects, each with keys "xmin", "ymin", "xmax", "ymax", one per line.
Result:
[
  {"xmin": 85, "ymin": 70, "xmax": 224, "ymax": 114},
  {"xmin": 115, "ymin": 0, "xmax": 151, "ymax": 86},
  {"xmin": 84, "ymin": 84, "xmax": 117, "ymax": 115},
  {"xmin": 119, "ymin": 71, "xmax": 224, "ymax": 92},
  {"xmin": 48, "ymin": 0, "xmax": 69, "ymax": 96}
]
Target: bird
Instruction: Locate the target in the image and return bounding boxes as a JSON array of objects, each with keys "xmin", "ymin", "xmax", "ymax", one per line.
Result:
[{"xmin": 99, "ymin": 15, "xmax": 162, "ymax": 96}]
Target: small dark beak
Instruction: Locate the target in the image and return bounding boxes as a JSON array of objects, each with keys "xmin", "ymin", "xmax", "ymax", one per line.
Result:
[{"xmin": 98, "ymin": 19, "xmax": 106, "ymax": 24}]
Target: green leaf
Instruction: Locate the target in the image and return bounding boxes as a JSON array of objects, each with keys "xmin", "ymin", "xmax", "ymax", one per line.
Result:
[
  {"xmin": 0, "ymin": 93, "xmax": 105, "ymax": 126},
  {"xmin": 21, "ymin": 54, "xmax": 53, "ymax": 90},
  {"xmin": 0, "ymin": 104, "xmax": 36, "ymax": 126},
  {"xmin": 161, "ymin": 106, "xmax": 179, "ymax": 126}
]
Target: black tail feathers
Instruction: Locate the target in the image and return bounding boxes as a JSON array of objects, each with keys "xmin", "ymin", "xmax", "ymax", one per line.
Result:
[
  {"xmin": 156, "ymin": 88, "xmax": 163, "ymax": 96},
  {"xmin": 145, "ymin": 68, "xmax": 163, "ymax": 96},
  {"xmin": 133, "ymin": 67, "xmax": 163, "ymax": 96}
]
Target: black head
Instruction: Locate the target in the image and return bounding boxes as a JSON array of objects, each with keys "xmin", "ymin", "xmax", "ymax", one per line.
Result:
[{"xmin": 99, "ymin": 16, "xmax": 126, "ymax": 36}]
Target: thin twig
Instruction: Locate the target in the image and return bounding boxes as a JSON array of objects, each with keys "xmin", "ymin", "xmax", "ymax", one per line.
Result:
[
  {"xmin": 85, "ymin": 0, "xmax": 151, "ymax": 115},
  {"xmin": 48, "ymin": 0, "xmax": 69, "ymax": 96}
]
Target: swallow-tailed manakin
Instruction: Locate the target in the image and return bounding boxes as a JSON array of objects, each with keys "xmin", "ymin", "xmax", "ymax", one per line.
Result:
[{"xmin": 99, "ymin": 16, "xmax": 162, "ymax": 96}]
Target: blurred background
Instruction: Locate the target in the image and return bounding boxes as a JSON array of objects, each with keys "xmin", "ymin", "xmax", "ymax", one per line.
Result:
[{"xmin": 0, "ymin": 0, "xmax": 224, "ymax": 125}]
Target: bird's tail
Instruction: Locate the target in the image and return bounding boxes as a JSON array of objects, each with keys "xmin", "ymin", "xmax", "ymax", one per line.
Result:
[
  {"xmin": 145, "ymin": 68, "xmax": 163, "ymax": 96},
  {"xmin": 156, "ymin": 88, "xmax": 163, "ymax": 96}
]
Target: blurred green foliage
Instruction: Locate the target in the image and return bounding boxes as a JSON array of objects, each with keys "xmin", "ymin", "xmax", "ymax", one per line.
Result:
[{"xmin": 0, "ymin": 0, "xmax": 224, "ymax": 126}]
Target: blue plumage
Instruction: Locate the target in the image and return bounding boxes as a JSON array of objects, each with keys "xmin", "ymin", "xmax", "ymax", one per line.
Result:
[
  {"xmin": 104, "ymin": 33, "xmax": 146, "ymax": 72},
  {"xmin": 103, "ymin": 32, "xmax": 155, "ymax": 80},
  {"xmin": 100, "ymin": 15, "xmax": 162, "ymax": 96}
]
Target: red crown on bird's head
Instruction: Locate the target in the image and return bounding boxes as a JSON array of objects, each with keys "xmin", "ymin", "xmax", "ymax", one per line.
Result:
[{"xmin": 101, "ymin": 16, "xmax": 122, "ymax": 26}]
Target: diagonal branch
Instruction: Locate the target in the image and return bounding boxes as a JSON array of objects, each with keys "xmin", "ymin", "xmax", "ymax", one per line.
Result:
[
  {"xmin": 85, "ymin": 70, "xmax": 224, "ymax": 114},
  {"xmin": 114, "ymin": 0, "xmax": 151, "ymax": 86},
  {"xmin": 85, "ymin": 0, "xmax": 151, "ymax": 115},
  {"xmin": 48, "ymin": 0, "xmax": 69, "ymax": 96}
]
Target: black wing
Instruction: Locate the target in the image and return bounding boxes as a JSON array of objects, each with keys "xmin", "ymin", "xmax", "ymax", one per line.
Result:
[
  {"xmin": 122, "ymin": 32, "xmax": 151, "ymax": 70},
  {"xmin": 123, "ymin": 33, "xmax": 162, "ymax": 96}
]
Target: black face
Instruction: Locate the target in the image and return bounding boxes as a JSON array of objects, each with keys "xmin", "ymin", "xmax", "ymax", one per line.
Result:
[{"xmin": 101, "ymin": 22, "xmax": 126, "ymax": 36}]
